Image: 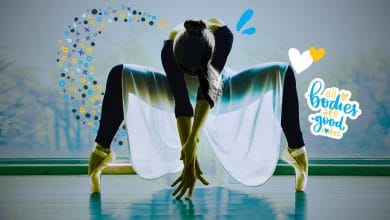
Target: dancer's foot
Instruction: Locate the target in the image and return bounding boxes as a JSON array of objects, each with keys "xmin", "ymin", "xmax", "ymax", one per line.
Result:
[
  {"xmin": 282, "ymin": 146, "xmax": 308, "ymax": 191},
  {"xmin": 88, "ymin": 144, "xmax": 116, "ymax": 193}
]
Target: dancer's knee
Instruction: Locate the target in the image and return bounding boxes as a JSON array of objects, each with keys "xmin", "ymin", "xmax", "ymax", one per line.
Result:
[
  {"xmin": 107, "ymin": 64, "xmax": 123, "ymax": 84},
  {"xmin": 285, "ymin": 65, "xmax": 296, "ymax": 83}
]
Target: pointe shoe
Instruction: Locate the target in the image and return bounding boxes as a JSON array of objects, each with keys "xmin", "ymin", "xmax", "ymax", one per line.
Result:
[
  {"xmin": 88, "ymin": 146, "xmax": 116, "ymax": 193},
  {"xmin": 281, "ymin": 147, "xmax": 308, "ymax": 191}
]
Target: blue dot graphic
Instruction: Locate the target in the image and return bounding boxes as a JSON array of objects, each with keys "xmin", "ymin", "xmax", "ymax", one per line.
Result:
[
  {"xmin": 58, "ymin": 4, "xmax": 162, "ymax": 147},
  {"xmin": 59, "ymin": 80, "xmax": 66, "ymax": 87}
]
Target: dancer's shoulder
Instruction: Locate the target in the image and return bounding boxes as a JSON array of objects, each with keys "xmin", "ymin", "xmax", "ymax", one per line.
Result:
[
  {"xmin": 206, "ymin": 18, "xmax": 225, "ymax": 32},
  {"xmin": 166, "ymin": 23, "xmax": 184, "ymax": 41}
]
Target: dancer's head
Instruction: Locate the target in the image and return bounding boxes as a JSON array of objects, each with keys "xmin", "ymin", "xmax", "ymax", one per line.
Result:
[{"xmin": 173, "ymin": 19, "xmax": 215, "ymax": 74}]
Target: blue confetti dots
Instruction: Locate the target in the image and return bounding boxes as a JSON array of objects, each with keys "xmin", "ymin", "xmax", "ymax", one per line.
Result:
[
  {"xmin": 57, "ymin": 4, "xmax": 162, "ymax": 146},
  {"xmin": 59, "ymin": 80, "xmax": 66, "ymax": 87}
]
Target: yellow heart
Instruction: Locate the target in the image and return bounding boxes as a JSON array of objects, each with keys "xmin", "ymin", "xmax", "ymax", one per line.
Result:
[
  {"xmin": 309, "ymin": 46, "xmax": 325, "ymax": 62},
  {"xmin": 61, "ymin": 46, "xmax": 69, "ymax": 53},
  {"xmin": 340, "ymin": 90, "xmax": 351, "ymax": 101}
]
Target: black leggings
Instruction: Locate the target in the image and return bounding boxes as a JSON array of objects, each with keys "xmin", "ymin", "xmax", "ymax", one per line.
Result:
[{"xmin": 95, "ymin": 65, "xmax": 305, "ymax": 149}]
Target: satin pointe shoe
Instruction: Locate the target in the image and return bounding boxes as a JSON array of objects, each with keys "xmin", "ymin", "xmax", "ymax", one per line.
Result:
[
  {"xmin": 281, "ymin": 146, "xmax": 308, "ymax": 191},
  {"xmin": 88, "ymin": 145, "xmax": 116, "ymax": 193}
]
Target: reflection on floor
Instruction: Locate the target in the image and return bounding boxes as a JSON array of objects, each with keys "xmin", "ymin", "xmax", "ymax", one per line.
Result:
[{"xmin": 0, "ymin": 175, "xmax": 389, "ymax": 219}]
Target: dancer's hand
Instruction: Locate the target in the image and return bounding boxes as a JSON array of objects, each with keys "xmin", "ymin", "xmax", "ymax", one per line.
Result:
[
  {"xmin": 171, "ymin": 157, "xmax": 209, "ymax": 199},
  {"xmin": 172, "ymin": 139, "xmax": 209, "ymax": 200}
]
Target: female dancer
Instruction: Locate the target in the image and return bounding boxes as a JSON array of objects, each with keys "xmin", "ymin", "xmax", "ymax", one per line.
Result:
[{"xmin": 88, "ymin": 18, "xmax": 308, "ymax": 199}]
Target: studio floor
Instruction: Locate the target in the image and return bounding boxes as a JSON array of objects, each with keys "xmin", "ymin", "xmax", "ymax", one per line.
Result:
[{"xmin": 0, "ymin": 175, "xmax": 389, "ymax": 220}]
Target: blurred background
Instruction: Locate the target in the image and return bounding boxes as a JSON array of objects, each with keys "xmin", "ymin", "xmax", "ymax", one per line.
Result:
[{"xmin": 0, "ymin": 0, "xmax": 388, "ymax": 159}]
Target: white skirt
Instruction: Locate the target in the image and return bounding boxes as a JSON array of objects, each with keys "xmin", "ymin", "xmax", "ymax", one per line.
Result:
[{"xmin": 121, "ymin": 62, "xmax": 288, "ymax": 186}]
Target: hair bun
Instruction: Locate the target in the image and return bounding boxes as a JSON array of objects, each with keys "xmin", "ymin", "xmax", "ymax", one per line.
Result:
[{"xmin": 184, "ymin": 19, "xmax": 206, "ymax": 35}]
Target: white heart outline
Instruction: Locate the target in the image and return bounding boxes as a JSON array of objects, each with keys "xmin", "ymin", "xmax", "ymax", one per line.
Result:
[{"xmin": 288, "ymin": 48, "xmax": 313, "ymax": 74}]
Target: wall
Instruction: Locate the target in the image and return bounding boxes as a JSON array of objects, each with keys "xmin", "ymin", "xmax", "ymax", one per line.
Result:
[{"xmin": 0, "ymin": 0, "xmax": 389, "ymax": 158}]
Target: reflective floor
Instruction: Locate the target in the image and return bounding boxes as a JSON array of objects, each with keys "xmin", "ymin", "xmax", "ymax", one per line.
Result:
[{"xmin": 0, "ymin": 175, "xmax": 389, "ymax": 219}]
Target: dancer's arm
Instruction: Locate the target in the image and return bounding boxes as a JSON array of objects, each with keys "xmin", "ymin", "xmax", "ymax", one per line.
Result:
[
  {"xmin": 162, "ymin": 26, "xmax": 210, "ymax": 199},
  {"xmin": 172, "ymin": 100, "xmax": 210, "ymax": 200},
  {"xmin": 182, "ymin": 100, "xmax": 210, "ymax": 163}
]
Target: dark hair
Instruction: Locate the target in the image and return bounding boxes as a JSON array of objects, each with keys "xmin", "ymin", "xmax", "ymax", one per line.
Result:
[{"xmin": 173, "ymin": 19, "xmax": 215, "ymax": 74}]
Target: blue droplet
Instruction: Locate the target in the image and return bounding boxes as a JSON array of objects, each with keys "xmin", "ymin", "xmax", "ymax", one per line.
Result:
[
  {"xmin": 87, "ymin": 56, "xmax": 93, "ymax": 61},
  {"xmin": 242, "ymin": 27, "xmax": 256, "ymax": 35},
  {"xmin": 236, "ymin": 9, "xmax": 254, "ymax": 32},
  {"xmin": 87, "ymin": 89, "xmax": 93, "ymax": 95},
  {"xmin": 152, "ymin": 16, "xmax": 156, "ymax": 20},
  {"xmin": 84, "ymin": 63, "xmax": 89, "ymax": 68},
  {"xmin": 78, "ymin": 60, "xmax": 83, "ymax": 64}
]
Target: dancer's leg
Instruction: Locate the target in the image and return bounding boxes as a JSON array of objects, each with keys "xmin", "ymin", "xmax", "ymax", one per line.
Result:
[
  {"xmin": 89, "ymin": 64, "xmax": 175, "ymax": 193},
  {"xmin": 95, "ymin": 64, "xmax": 124, "ymax": 149},
  {"xmin": 95, "ymin": 64, "xmax": 176, "ymax": 150},
  {"xmin": 214, "ymin": 63, "xmax": 308, "ymax": 191},
  {"xmin": 89, "ymin": 65, "xmax": 123, "ymax": 192},
  {"xmin": 280, "ymin": 66, "xmax": 308, "ymax": 192},
  {"xmin": 281, "ymin": 66, "xmax": 305, "ymax": 149}
]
